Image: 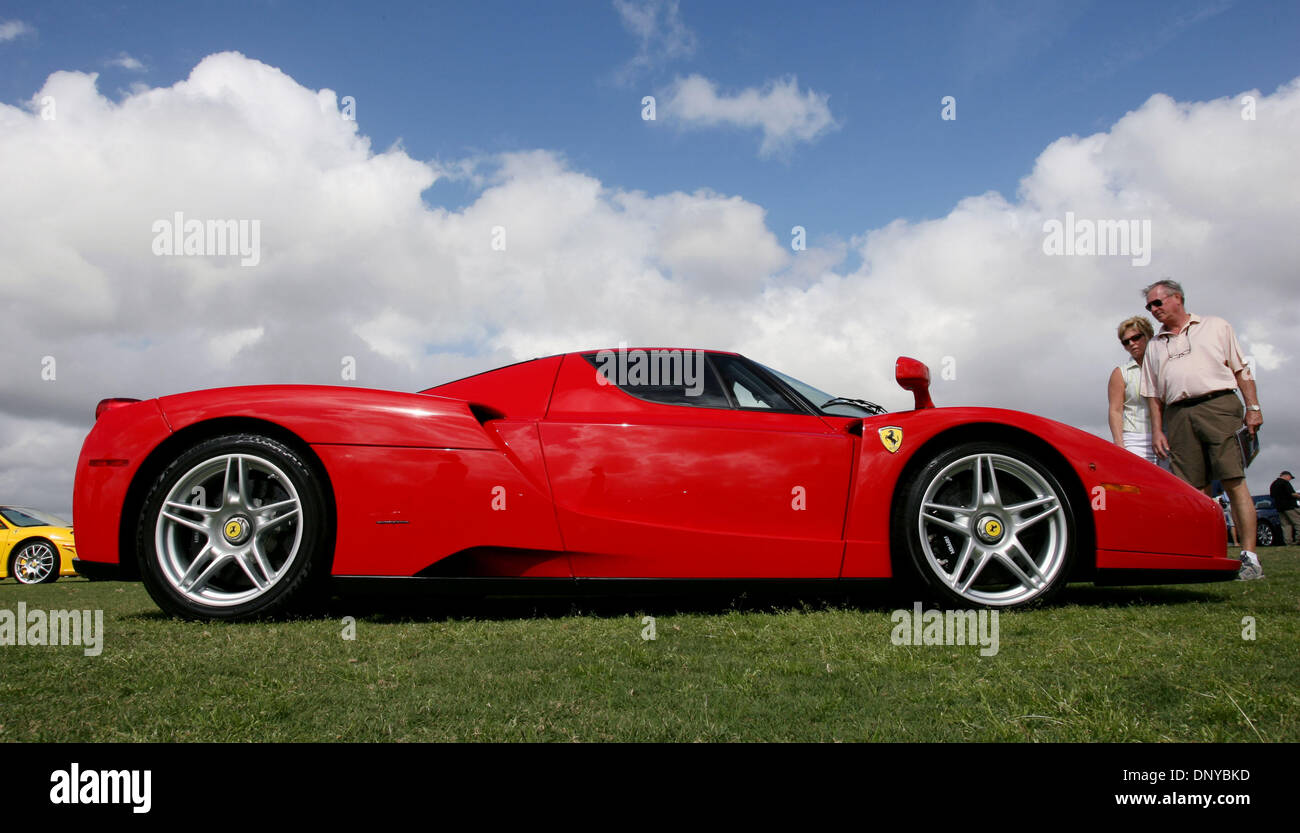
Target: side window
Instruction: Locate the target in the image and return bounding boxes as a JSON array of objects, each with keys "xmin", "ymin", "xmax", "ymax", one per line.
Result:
[
  {"xmin": 583, "ymin": 350, "xmax": 731, "ymax": 409},
  {"xmin": 710, "ymin": 354, "xmax": 799, "ymax": 412}
]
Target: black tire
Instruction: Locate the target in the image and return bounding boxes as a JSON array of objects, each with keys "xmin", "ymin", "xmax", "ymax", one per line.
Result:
[
  {"xmin": 895, "ymin": 441, "xmax": 1076, "ymax": 608},
  {"xmin": 136, "ymin": 433, "xmax": 330, "ymax": 621},
  {"xmin": 8, "ymin": 540, "xmax": 61, "ymax": 585},
  {"xmin": 1256, "ymin": 521, "xmax": 1276, "ymax": 547}
]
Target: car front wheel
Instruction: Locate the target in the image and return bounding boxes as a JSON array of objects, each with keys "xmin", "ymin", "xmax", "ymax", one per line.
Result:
[
  {"xmin": 136, "ymin": 433, "xmax": 330, "ymax": 620},
  {"xmin": 1256, "ymin": 522, "xmax": 1275, "ymax": 547},
  {"xmin": 897, "ymin": 442, "xmax": 1076, "ymax": 608},
  {"xmin": 9, "ymin": 540, "xmax": 60, "ymax": 584}
]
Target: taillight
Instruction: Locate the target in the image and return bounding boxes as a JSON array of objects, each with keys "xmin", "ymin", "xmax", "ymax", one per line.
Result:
[{"xmin": 95, "ymin": 398, "xmax": 141, "ymax": 420}]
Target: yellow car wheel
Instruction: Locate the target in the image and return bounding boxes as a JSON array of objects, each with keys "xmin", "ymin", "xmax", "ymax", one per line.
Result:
[{"xmin": 9, "ymin": 540, "xmax": 60, "ymax": 585}]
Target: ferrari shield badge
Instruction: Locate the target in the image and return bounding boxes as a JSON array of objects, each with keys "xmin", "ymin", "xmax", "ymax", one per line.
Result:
[{"xmin": 877, "ymin": 426, "xmax": 903, "ymax": 453}]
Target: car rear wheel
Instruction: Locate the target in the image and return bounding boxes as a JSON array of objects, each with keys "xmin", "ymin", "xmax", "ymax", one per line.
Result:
[
  {"xmin": 136, "ymin": 433, "xmax": 330, "ymax": 620},
  {"xmin": 1256, "ymin": 522, "xmax": 1275, "ymax": 547},
  {"xmin": 897, "ymin": 442, "xmax": 1076, "ymax": 608},
  {"xmin": 9, "ymin": 540, "xmax": 60, "ymax": 584}
]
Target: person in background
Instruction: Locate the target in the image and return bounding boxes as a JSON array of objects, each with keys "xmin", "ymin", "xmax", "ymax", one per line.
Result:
[
  {"xmin": 1107, "ymin": 316, "xmax": 1164, "ymax": 467},
  {"xmin": 1219, "ymin": 493, "xmax": 1237, "ymax": 547},
  {"xmin": 1139, "ymin": 279, "xmax": 1264, "ymax": 580},
  {"xmin": 1270, "ymin": 471, "xmax": 1300, "ymax": 545}
]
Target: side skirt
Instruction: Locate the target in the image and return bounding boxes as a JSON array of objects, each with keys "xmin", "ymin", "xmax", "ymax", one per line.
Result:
[
  {"xmin": 331, "ymin": 576, "xmax": 889, "ymax": 597},
  {"xmin": 1093, "ymin": 567, "xmax": 1238, "ymax": 586}
]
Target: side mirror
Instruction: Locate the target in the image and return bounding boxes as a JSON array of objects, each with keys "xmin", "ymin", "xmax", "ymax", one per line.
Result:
[{"xmin": 895, "ymin": 357, "xmax": 935, "ymax": 410}]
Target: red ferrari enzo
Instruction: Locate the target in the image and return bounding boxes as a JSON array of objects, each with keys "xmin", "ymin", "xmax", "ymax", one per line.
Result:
[{"xmin": 72, "ymin": 349, "xmax": 1235, "ymax": 620}]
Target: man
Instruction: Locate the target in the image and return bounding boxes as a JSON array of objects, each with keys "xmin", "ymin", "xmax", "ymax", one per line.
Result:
[
  {"xmin": 1270, "ymin": 471, "xmax": 1300, "ymax": 545},
  {"xmin": 1139, "ymin": 279, "xmax": 1264, "ymax": 579}
]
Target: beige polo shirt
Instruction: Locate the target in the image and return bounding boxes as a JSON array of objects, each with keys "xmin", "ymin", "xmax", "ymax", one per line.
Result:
[{"xmin": 1139, "ymin": 313, "xmax": 1249, "ymax": 404}]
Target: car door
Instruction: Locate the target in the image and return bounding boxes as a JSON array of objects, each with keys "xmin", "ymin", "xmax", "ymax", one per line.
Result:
[{"xmin": 540, "ymin": 351, "xmax": 854, "ymax": 577}]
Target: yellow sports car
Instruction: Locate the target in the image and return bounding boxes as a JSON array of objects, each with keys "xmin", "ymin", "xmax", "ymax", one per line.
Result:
[{"xmin": 0, "ymin": 506, "xmax": 77, "ymax": 584}]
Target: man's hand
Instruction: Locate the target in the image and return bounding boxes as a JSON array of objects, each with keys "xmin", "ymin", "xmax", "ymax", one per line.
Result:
[
  {"xmin": 1244, "ymin": 407, "xmax": 1263, "ymax": 435},
  {"xmin": 1153, "ymin": 431, "xmax": 1170, "ymax": 458},
  {"xmin": 1236, "ymin": 369, "xmax": 1261, "ymax": 435}
]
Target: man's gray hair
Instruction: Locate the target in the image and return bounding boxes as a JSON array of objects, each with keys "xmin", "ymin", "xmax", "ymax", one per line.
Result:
[{"xmin": 1142, "ymin": 278, "xmax": 1184, "ymax": 302}]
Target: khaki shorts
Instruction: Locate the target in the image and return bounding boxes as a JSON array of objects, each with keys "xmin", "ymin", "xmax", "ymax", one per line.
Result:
[{"xmin": 1164, "ymin": 393, "xmax": 1245, "ymax": 488}]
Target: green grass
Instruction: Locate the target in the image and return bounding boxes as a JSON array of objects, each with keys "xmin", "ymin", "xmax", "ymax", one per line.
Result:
[{"xmin": 2, "ymin": 548, "xmax": 1296, "ymax": 742}]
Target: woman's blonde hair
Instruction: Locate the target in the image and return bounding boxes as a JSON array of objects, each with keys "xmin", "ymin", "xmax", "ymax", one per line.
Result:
[{"xmin": 1116, "ymin": 316, "xmax": 1154, "ymax": 341}]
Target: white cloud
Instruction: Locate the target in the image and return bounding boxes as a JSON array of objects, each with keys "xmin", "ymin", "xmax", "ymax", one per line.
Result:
[
  {"xmin": 1, "ymin": 53, "xmax": 1298, "ymax": 517},
  {"xmin": 207, "ymin": 326, "xmax": 265, "ymax": 365},
  {"xmin": 108, "ymin": 52, "xmax": 146, "ymax": 71},
  {"xmin": 0, "ymin": 414, "xmax": 86, "ymax": 516},
  {"xmin": 660, "ymin": 74, "xmax": 839, "ymax": 157},
  {"xmin": 0, "ymin": 20, "xmax": 33, "ymax": 42},
  {"xmin": 613, "ymin": 0, "xmax": 696, "ymax": 82}
]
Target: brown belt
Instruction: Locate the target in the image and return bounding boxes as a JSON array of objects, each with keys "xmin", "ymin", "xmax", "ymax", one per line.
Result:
[{"xmin": 1169, "ymin": 389, "xmax": 1235, "ymax": 408}]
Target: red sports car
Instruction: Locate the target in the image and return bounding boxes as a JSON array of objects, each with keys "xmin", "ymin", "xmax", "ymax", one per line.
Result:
[{"xmin": 72, "ymin": 350, "xmax": 1235, "ymax": 620}]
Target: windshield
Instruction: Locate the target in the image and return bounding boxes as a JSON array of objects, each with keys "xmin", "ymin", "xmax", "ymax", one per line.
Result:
[
  {"xmin": 758, "ymin": 364, "xmax": 887, "ymax": 417},
  {"xmin": 0, "ymin": 507, "xmax": 69, "ymax": 528}
]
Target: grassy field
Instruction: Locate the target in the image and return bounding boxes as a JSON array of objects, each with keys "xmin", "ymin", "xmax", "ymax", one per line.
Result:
[{"xmin": 2, "ymin": 548, "xmax": 1296, "ymax": 742}]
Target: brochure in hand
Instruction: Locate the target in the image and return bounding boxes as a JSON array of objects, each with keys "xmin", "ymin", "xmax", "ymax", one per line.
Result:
[{"xmin": 1235, "ymin": 425, "xmax": 1260, "ymax": 469}]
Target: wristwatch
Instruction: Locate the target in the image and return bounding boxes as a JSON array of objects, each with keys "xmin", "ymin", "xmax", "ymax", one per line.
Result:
[{"xmin": 1246, "ymin": 405, "xmax": 1261, "ymax": 411}]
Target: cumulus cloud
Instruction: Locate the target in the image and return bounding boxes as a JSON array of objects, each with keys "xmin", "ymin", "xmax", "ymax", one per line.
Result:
[
  {"xmin": 0, "ymin": 20, "xmax": 33, "ymax": 41},
  {"xmin": 613, "ymin": 0, "xmax": 696, "ymax": 82},
  {"xmin": 107, "ymin": 52, "xmax": 146, "ymax": 71},
  {"xmin": 2, "ymin": 52, "xmax": 1298, "ymax": 517},
  {"xmin": 660, "ymin": 74, "xmax": 839, "ymax": 157}
]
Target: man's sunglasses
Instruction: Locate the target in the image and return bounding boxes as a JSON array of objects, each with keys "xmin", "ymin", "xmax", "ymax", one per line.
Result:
[
  {"xmin": 1145, "ymin": 297, "xmax": 1170, "ymax": 311},
  {"xmin": 1120, "ymin": 334, "xmax": 1146, "ymax": 346}
]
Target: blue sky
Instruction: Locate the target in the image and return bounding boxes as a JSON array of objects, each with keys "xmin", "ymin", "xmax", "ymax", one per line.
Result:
[{"xmin": 4, "ymin": 0, "xmax": 1296, "ymax": 243}]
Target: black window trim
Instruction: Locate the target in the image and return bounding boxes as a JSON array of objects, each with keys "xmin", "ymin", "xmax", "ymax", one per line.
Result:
[
  {"xmin": 577, "ymin": 350, "xmax": 825, "ymax": 417},
  {"xmin": 579, "ymin": 350, "xmax": 733, "ymax": 411},
  {"xmin": 709, "ymin": 353, "xmax": 818, "ymax": 416}
]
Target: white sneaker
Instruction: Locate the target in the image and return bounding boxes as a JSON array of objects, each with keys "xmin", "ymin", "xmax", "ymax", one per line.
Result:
[{"xmin": 1237, "ymin": 551, "xmax": 1264, "ymax": 581}]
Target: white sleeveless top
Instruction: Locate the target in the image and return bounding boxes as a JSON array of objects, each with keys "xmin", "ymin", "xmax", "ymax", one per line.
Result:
[{"xmin": 1119, "ymin": 359, "xmax": 1151, "ymax": 434}]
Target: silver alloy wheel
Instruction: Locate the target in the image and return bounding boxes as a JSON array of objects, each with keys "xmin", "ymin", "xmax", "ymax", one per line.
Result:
[
  {"xmin": 12, "ymin": 542, "xmax": 57, "ymax": 584},
  {"xmin": 154, "ymin": 453, "xmax": 303, "ymax": 608},
  {"xmin": 917, "ymin": 452, "xmax": 1068, "ymax": 606}
]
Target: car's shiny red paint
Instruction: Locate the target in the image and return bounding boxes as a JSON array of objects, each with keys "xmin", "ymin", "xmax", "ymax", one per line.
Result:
[
  {"xmin": 72, "ymin": 350, "xmax": 1237, "ymax": 608},
  {"xmin": 318, "ymin": 442, "xmax": 568, "ymax": 577},
  {"xmin": 74, "ymin": 398, "xmax": 172, "ymax": 568},
  {"xmin": 159, "ymin": 385, "xmax": 495, "ymax": 448},
  {"xmin": 540, "ymin": 353, "xmax": 854, "ymax": 577},
  {"xmin": 894, "ymin": 357, "xmax": 935, "ymax": 410}
]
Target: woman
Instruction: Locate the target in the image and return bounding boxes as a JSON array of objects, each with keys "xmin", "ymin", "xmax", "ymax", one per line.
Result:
[{"xmin": 1107, "ymin": 315, "xmax": 1165, "ymax": 467}]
